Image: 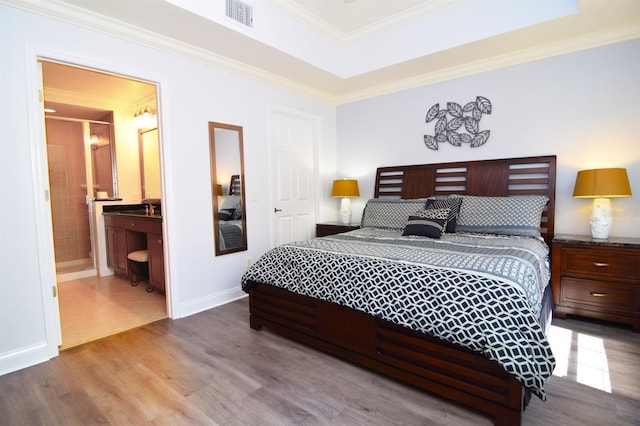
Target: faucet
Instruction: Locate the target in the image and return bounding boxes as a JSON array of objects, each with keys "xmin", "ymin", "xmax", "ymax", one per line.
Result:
[{"xmin": 147, "ymin": 202, "xmax": 155, "ymax": 216}]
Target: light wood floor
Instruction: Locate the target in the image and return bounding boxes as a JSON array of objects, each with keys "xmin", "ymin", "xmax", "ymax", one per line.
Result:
[
  {"xmin": 1, "ymin": 298, "xmax": 638, "ymax": 425},
  {"xmin": 58, "ymin": 275, "xmax": 167, "ymax": 349}
]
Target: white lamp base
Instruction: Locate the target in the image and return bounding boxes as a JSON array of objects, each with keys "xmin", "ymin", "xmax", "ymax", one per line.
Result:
[
  {"xmin": 590, "ymin": 198, "xmax": 612, "ymax": 239},
  {"xmin": 340, "ymin": 197, "xmax": 352, "ymax": 225}
]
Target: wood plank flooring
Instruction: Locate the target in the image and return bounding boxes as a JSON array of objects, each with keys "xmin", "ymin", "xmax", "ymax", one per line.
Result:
[
  {"xmin": 58, "ymin": 275, "xmax": 167, "ymax": 349},
  {"xmin": 1, "ymin": 297, "xmax": 638, "ymax": 425}
]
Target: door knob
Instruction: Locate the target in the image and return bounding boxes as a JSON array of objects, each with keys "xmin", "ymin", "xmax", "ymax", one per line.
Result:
[{"xmin": 274, "ymin": 207, "xmax": 282, "ymax": 213}]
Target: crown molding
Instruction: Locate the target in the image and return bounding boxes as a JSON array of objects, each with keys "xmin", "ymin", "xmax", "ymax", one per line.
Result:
[
  {"xmin": 262, "ymin": 0, "xmax": 344, "ymax": 43},
  {"xmin": 3, "ymin": 0, "xmax": 638, "ymax": 106},
  {"xmin": 343, "ymin": 0, "xmax": 465, "ymax": 43},
  {"xmin": 337, "ymin": 24, "xmax": 640, "ymax": 104},
  {"xmin": 2, "ymin": 0, "xmax": 339, "ymax": 104},
  {"xmin": 44, "ymin": 87, "xmax": 114, "ymax": 108},
  {"xmin": 264, "ymin": 0, "xmax": 465, "ymax": 44},
  {"xmin": 44, "ymin": 87, "xmax": 156, "ymax": 114}
]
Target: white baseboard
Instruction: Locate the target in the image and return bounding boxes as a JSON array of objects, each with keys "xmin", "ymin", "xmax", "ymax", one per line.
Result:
[
  {"xmin": 0, "ymin": 342, "xmax": 52, "ymax": 376},
  {"xmin": 174, "ymin": 287, "xmax": 247, "ymax": 319},
  {"xmin": 57, "ymin": 268, "xmax": 97, "ymax": 282}
]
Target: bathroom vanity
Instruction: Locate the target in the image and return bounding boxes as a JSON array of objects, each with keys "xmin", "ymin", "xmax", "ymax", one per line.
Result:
[{"xmin": 103, "ymin": 205, "xmax": 164, "ymax": 294}]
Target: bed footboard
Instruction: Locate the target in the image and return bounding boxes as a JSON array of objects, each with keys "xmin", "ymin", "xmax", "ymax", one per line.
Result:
[{"xmin": 248, "ymin": 282, "xmax": 524, "ymax": 426}]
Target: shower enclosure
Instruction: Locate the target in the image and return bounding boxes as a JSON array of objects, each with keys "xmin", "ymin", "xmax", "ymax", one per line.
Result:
[{"xmin": 45, "ymin": 113, "xmax": 115, "ymax": 279}]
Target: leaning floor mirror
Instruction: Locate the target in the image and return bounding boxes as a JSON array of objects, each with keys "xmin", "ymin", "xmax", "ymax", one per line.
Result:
[{"xmin": 208, "ymin": 121, "xmax": 247, "ymax": 255}]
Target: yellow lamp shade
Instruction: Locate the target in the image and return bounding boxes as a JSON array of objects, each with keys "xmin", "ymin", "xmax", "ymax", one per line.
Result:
[
  {"xmin": 573, "ymin": 168, "xmax": 632, "ymax": 198},
  {"xmin": 331, "ymin": 179, "xmax": 360, "ymax": 197}
]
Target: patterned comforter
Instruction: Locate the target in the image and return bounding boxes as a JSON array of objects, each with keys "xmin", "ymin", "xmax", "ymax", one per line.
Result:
[
  {"xmin": 241, "ymin": 228, "xmax": 556, "ymax": 400},
  {"xmin": 219, "ymin": 221, "xmax": 243, "ymax": 250}
]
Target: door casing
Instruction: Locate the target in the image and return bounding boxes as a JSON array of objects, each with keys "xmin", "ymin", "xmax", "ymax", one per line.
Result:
[{"xmin": 25, "ymin": 45, "xmax": 172, "ymax": 361}]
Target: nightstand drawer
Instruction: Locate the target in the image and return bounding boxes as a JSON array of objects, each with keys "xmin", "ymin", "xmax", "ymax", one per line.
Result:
[
  {"xmin": 562, "ymin": 248, "xmax": 638, "ymax": 280},
  {"xmin": 561, "ymin": 277, "xmax": 638, "ymax": 313}
]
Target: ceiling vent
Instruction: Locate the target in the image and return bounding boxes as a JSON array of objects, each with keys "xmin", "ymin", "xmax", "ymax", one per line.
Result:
[{"xmin": 226, "ymin": 0, "xmax": 253, "ymax": 28}]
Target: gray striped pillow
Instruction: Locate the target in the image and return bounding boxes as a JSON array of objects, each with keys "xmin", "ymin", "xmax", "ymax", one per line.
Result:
[{"xmin": 402, "ymin": 208, "xmax": 450, "ymax": 238}]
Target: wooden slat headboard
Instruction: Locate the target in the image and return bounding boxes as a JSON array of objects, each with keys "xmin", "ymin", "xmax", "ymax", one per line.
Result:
[
  {"xmin": 229, "ymin": 174, "xmax": 241, "ymax": 196},
  {"xmin": 374, "ymin": 155, "xmax": 556, "ymax": 244}
]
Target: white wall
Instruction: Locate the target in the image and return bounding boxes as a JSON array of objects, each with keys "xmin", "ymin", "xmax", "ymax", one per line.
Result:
[
  {"xmin": 336, "ymin": 39, "xmax": 640, "ymax": 238},
  {"xmin": 0, "ymin": 4, "xmax": 337, "ymax": 374}
]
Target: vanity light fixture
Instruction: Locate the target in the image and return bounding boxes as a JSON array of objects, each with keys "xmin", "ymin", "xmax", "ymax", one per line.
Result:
[
  {"xmin": 573, "ymin": 167, "xmax": 632, "ymax": 239},
  {"xmin": 331, "ymin": 179, "xmax": 360, "ymax": 224},
  {"xmin": 133, "ymin": 105, "xmax": 156, "ymax": 129}
]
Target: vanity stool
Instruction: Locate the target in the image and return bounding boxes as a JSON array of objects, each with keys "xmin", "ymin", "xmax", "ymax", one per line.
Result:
[{"xmin": 127, "ymin": 249, "xmax": 154, "ymax": 293}]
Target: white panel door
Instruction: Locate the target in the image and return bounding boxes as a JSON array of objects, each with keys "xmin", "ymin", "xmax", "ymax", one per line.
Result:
[{"xmin": 270, "ymin": 108, "xmax": 317, "ymax": 246}]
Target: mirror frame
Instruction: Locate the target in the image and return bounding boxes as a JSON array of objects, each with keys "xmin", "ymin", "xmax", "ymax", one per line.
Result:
[
  {"xmin": 138, "ymin": 127, "xmax": 161, "ymax": 200},
  {"xmin": 208, "ymin": 121, "xmax": 247, "ymax": 256},
  {"xmin": 89, "ymin": 120, "xmax": 118, "ymax": 199}
]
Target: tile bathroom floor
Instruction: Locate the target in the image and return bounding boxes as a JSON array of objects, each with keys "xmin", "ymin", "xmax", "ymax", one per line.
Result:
[{"xmin": 58, "ymin": 274, "xmax": 167, "ymax": 349}]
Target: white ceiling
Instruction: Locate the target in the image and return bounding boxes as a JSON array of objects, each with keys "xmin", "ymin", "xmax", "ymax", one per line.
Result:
[{"xmin": 12, "ymin": 0, "xmax": 640, "ymax": 104}]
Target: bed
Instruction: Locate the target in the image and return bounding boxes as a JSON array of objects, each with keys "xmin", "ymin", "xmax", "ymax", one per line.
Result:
[
  {"xmin": 217, "ymin": 175, "xmax": 245, "ymax": 251},
  {"xmin": 242, "ymin": 155, "xmax": 557, "ymax": 425}
]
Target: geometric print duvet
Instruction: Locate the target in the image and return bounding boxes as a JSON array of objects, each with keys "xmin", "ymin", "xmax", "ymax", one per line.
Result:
[{"xmin": 241, "ymin": 228, "xmax": 556, "ymax": 400}]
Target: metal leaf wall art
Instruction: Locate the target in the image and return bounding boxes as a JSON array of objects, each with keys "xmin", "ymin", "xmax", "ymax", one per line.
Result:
[{"xmin": 424, "ymin": 96, "xmax": 492, "ymax": 150}]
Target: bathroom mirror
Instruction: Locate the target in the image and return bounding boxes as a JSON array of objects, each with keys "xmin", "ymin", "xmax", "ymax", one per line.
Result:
[
  {"xmin": 139, "ymin": 127, "xmax": 161, "ymax": 200},
  {"xmin": 89, "ymin": 121, "xmax": 116, "ymax": 198},
  {"xmin": 208, "ymin": 121, "xmax": 247, "ymax": 255}
]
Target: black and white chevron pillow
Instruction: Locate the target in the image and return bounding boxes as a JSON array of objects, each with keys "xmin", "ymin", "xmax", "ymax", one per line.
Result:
[{"xmin": 426, "ymin": 196, "xmax": 462, "ymax": 233}]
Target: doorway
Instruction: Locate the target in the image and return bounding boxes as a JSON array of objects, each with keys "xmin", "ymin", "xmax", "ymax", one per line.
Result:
[
  {"xmin": 269, "ymin": 107, "xmax": 319, "ymax": 246},
  {"xmin": 41, "ymin": 60, "xmax": 167, "ymax": 349}
]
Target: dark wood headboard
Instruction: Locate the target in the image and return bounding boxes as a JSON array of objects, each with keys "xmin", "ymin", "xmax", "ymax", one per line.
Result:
[
  {"xmin": 374, "ymin": 155, "xmax": 556, "ymax": 244},
  {"xmin": 229, "ymin": 174, "xmax": 241, "ymax": 196}
]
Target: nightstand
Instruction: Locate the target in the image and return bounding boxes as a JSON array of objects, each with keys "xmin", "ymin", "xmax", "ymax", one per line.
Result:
[
  {"xmin": 552, "ymin": 234, "xmax": 640, "ymax": 332},
  {"xmin": 316, "ymin": 222, "xmax": 360, "ymax": 237}
]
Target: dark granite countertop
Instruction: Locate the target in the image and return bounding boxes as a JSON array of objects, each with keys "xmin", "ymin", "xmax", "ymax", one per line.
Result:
[
  {"xmin": 102, "ymin": 204, "xmax": 162, "ymax": 219},
  {"xmin": 553, "ymin": 233, "xmax": 640, "ymax": 248},
  {"xmin": 93, "ymin": 197, "xmax": 123, "ymax": 202}
]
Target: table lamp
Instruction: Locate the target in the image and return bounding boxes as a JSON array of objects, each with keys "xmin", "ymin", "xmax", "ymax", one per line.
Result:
[
  {"xmin": 331, "ymin": 179, "xmax": 359, "ymax": 224},
  {"xmin": 572, "ymin": 168, "xmax": 632, "ymax": 239}
]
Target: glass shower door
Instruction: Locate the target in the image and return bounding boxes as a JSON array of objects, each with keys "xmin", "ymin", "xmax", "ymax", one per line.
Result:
[{"xmin": 46, "ymin": 118, "xmax": 112, "ymax": 278}]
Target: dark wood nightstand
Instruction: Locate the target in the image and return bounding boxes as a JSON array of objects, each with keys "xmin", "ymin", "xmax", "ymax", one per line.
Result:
[
  {"xmin": 552, "ymin": 234, "xmax": 640, "ymax": 332},
  {"xmin": 316, "ymin": 222, "xmax": 360, "ymax": 237}
]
